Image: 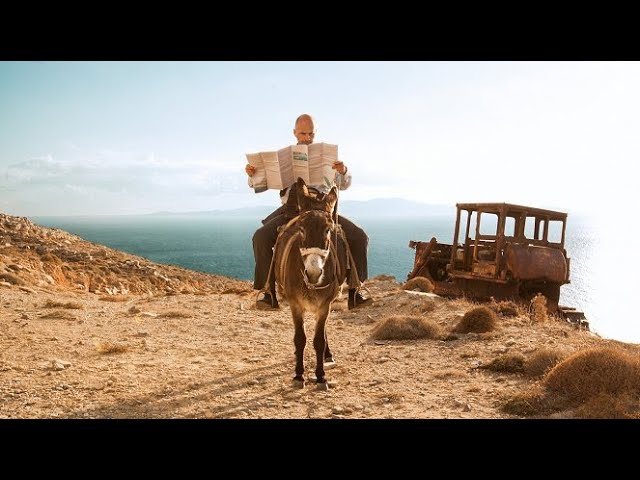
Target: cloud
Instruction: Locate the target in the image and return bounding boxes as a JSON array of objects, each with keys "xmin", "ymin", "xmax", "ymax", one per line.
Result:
[{"xmin": 0, "ymin": 149, "xmax": 254, "ymax": 215}]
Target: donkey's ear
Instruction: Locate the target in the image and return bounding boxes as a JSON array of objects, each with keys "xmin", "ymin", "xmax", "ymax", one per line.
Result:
[
  {"xmin": 296, "ymin": 179, "xmax": 310, "ymax": 212},
  {"xmin": 296, "ymin": 177, "xmax": 308, "ymax": 195},
  {"xmin": 325, "ymin": 186, "xmax": 338, "ymax": 213}
]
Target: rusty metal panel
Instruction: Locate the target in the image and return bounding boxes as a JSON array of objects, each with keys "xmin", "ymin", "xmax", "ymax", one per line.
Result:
[
  {"xmin": 472, "ymin": 262, "xmax": 497, "ymax": 277},
  {"xmin": 505, "ymin": 243, "xmax": 568, "ymax": 283}
]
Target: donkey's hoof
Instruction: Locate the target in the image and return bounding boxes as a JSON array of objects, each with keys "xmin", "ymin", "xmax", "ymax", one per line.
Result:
[
  {"xmin": 316, "ymin": 381, "xmax": 330, "ymax": 391},
  {"xmin": 292, "ymin": 377, "xmax": 305, "ymax": 389},
  {"xmin": 323, "ymin": 360, "xmax": 337, "ymax": 370}
]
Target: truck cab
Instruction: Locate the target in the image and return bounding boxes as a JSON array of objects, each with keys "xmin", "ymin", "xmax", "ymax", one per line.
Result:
[{"xmin": 408, "ymin": 203, "xmax": 570, "ymax": 312}]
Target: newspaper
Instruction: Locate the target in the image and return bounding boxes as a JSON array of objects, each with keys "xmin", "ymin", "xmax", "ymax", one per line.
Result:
[{"xmin": 246, "ymin": 143, "xmax": 338, "ymax": 193}]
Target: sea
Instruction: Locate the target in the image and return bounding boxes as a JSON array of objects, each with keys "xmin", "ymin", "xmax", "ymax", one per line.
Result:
[{"xmin": 31, "ymin": 213, "xmax": 638, "ymax": 345}]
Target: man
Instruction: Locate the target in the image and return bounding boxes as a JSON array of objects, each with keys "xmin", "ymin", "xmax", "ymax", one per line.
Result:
[{"xmin": 246, "ymin": 113, "xmax": 371, "ymax": 310}]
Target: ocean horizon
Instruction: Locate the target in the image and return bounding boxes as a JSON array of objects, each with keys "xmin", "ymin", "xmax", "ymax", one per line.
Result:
[{"xmin": 31, "ymin": 211, "xmax": 634, "ymax": 345}]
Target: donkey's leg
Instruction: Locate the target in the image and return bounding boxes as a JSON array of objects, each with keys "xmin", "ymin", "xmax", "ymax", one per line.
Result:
[
  {"xmin": 291, "ymin": 303, "xmax": 306, "ymax": 387},
  {"xmin": 324, "ymin": 309, "xmax": 336, "ymax": 367},
  {"xmin": 324, "ymin": 339, "xmax": 335, "ymax": 364},
  {"xmin": 313, "ymin": 303, "xmax": 332, "ymax": 385}
]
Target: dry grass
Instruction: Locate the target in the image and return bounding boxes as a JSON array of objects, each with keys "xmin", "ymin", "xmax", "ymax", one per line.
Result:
[
  {"xmin": 43, "ymin": 299, "xmax": 83, "ymax": 310},
  {"xmin": 543, "ymin": 347, "xmax": 640, "ymax": 403},
  {"xmin": 158, "ymin": 310, "xmax": 192, "ymax": 319},
  {"xmin": 222, "ymin": 286, "xmax": 253, "ymax": 294},
  {"xmin": 98, "ymin": 295, "xmax": 129, "ymax": 302},
  {"xmin": 529, "ymin": 294, "xmax": 548, "ymax": 323},
  {"xmin": 573, "ymin": 392, "xmax": 639, "ymax": 419},
  {"xmin": 460, "ymin": 350, "xmax": 479, "ymax": 359},
  {"xmin": 501, "ymin": 389, "xmax": 547, "ymax": 417},
  {"xmin": 0, "ymin": 272, "xmax": 25, "ymax": 286},
  {"xmin": 524, "ymin": 347, "xmax": 568, "ymax": 377},
  {"xmin": 40, "ymin": 253, "xmax": 62, "ymax": 264},
  {"xmin": 410, "ymin": 299, "xmax": 437, "ymax": 314},
  {"xmin": 489, "ymin": 300, "xmax": 521, "ymax": 318},
  {"xmin": 40, "ymin": 310, "xmax": 77, "ymax": 320},
  {"xmin": 370, "ymin": 315, "xmax": 444, "ymax": 341},
  {"xmin": 480, "ymin": 352, "xmax": 526, "ymax": 373},
  {"xmin": 402, "ymin": 276, "xmax": 434, "ymax": 293},
  {"xmin": 95, "ymin": 341, "xmax": 129, "ymax": 354},
  {"xmin": 506, "ymin": 346, "xmax": 640, "ymax": 418},
  {"xmin": 433, "ymin": 369, "xmax": 467, "ymax": 379},
  {"xmin": 453, "ymin": 306, "xmax": 498, "ymax": 333}
]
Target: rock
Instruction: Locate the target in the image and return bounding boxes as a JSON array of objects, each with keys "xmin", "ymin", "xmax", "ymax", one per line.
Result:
[{"xmin": 51, "ymin": 361, "xmax": 66, "ymax": 371}]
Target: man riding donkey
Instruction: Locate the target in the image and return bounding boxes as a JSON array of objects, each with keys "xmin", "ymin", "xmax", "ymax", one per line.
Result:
[{"xmin": 245, "ymin": 113, "xmax": 372, "ymax": 310}]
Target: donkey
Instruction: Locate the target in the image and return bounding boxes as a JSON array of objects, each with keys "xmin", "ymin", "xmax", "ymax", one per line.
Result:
[{"xmin": 271, "ymin": 178, "xmax": 349, "ymax": 388}]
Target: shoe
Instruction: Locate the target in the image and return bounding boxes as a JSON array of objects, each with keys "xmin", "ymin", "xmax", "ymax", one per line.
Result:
[
  {"xmin": 257, "ymin": 292, "xmax": 279, "ymax": 309},
  {"xmin": 348, "ymin": 289, "xmax": 372, "ymax": 310}
]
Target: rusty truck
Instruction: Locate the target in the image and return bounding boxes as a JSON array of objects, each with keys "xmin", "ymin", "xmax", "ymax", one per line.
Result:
[{"xmin": 408, "ymin": 202, "xmax": 571, "ymax": 313}]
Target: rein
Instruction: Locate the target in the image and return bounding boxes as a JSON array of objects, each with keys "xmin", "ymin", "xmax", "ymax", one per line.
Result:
[{"xmin": 275, "ymin": 210, "xmax": 338, "ymax": 292}]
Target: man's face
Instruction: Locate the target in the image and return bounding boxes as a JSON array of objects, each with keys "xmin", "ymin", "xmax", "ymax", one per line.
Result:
[{"xmin": 294, "ymin": 119, "xmax": 316, "ymax": 145}]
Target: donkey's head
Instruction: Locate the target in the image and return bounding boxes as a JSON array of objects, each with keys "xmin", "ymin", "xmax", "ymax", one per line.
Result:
[
  {"xmin": 295, "ymin": 178, "xmax": 338, "ymax": 287},
  {"xmin": 296, "ymin": 177, "xmax": 337, "ymax": 215}
]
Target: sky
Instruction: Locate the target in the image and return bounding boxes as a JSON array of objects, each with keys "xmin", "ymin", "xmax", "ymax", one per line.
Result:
[
  {"xmin": 2, "ymin": 60, "xmax": 640, "ymax": 342},
  {"xmin": 1, "ymin": 61, "xmax": 639, "ymax": 222}
]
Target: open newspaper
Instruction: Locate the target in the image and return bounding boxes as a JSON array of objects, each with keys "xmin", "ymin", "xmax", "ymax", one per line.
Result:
[{"xmin": 246, "ymin": 143, "xmax": 338, "ymax": 193}]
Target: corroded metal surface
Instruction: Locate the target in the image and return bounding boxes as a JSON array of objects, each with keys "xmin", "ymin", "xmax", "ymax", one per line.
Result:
[
  {"xmin": 505, "ymin": 244, "xmax": 568, "ymax": 283},
  {"xmin": 408, "ymin": 202, "xmax": 571, "ymax": 313}
]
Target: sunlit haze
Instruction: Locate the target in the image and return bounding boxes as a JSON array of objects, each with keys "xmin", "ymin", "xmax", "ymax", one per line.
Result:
[{"xmin": 1, "ymin": 61, "xmax": 638, "ymax": 219}]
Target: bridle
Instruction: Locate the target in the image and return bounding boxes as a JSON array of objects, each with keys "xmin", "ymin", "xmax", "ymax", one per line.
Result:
[{"xmin": 277, "ymin": 209, "xmax": 337, "ymax": 291}]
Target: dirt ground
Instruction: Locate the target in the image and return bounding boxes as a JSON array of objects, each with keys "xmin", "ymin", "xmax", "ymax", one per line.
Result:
[{"xmin": 0, "ymin": 213, "xmax": 636, "ymax": 419}]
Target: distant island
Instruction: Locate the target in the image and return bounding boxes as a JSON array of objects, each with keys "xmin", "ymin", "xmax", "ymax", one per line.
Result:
[{"xmin": 145, "ymin": 198, "xmax": 455, "ymax": 219}]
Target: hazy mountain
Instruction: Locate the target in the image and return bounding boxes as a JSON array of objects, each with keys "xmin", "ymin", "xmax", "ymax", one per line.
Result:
[{"xmin": 148, "ymin": 198, "xmax": 454, "ymax": 218}]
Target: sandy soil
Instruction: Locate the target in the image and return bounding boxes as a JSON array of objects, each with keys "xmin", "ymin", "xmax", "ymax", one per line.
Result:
[{"xmin": 1, "ymin": 213, "xmax": 636, "ymax": 419}]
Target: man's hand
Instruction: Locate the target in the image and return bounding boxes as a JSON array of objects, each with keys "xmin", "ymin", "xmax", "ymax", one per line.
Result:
[
  {"xmin": 245, "ymin": 164, "xmax": 256, "ymax": 176},
  {"xmin": 332, "ymin": 161, "xmax": 347, "ymax": 175}
]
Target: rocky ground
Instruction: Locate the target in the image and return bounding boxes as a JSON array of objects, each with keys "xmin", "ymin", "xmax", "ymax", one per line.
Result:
[{"xmin": 1, "ymin": 212, "xmax": 637, "ymax": 419}]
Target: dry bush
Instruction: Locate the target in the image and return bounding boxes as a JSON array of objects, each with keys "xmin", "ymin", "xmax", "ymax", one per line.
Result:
[
  {"xmin": 408, "ymin": 298, "xmax": 437, "ymax": 315},
  {"xmin": 502, "ymin": 347, "xmax": 640, "ymax": 418},
  {"xmin": 453, "ymin": 306, "xmax": 498, "ymax": 333},
  {"xmin": 43, "ymin": 299, "xmax": 83, "ymax": 310},
  {"xmin": 0, "ymin": 272, "xmax": 25, "ymax": 286},
  {"xmin": 501, "ymin": 389, "xmax": 547, "ymax": 417},
  {"xmin": 543, "ymin": 347, "xmax": 640, "ymax": 404},
  {"xmin": 489, "ymin": 299, "xmax": 520, "ymax": 318},
  {"xmin": 402, "ymin": 276, "xmax": 434, "ymax": 293},
  {"xmin": 480, "ymin": 352, "xmax": 526, "ymax": 373},
  {"xmin": 529, "ymin": 293, "xmax": 548, "ymax": 323},
  {"xmin": 573, "ymin": 392, "xmax": 639, "ymax": 419},
  {"xmin": 524, "ymin": 347, "xmax": 568, "ymax": 377},
  {"xmin": 370, "ymin": 315, "xmax": 444, "ymax": 341},
  {"xmin": 96, "ymin": 341, "xmax": 129, "ymax": 354},
  {"xmin": 40, "ymin": 310, "xmax": 77, "ymax": 320},
  {"xmin": 158, "ymin": 310, "xmax": 192, "ymax": 319},
  {"xmin": 98, "ymin": 295, "xmax": 129, "ymax": 302}
]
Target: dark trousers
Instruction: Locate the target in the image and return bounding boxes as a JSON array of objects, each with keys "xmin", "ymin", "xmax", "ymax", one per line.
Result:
[{"xmin": 252, "ymin": 205, "xmax": 369, "ymax": 290}]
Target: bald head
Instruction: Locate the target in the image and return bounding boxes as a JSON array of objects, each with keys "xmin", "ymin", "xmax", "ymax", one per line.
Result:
[{"xmin": 294, "ymin": 114, "xmax": 316, "ymax": 145}]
